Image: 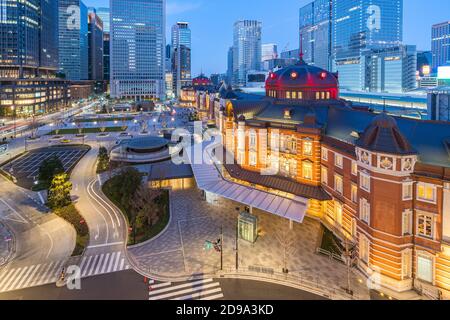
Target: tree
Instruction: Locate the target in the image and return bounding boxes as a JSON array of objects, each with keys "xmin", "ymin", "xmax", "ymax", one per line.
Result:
[
  {"xmin": 96, "ymin": 147, "xmax": 109, "ymax": 173},
  {"xmin": 47, "ymin": 173, "xmax": 72, "ymax": 209},
  {"xmin": 38, "ymin": 156, "xmax": 64, "ymax": 189},
  {"xmin": 131, "ymin": 186, "xmax": 162, "ymax": 226},
  {"xmin": 275, "ymin": 228, "xmax": 297, "ymax": 274}
]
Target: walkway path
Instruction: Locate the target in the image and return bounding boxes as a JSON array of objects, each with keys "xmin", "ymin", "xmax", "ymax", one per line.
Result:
[{"xmin": 128, "ymin": 187, "xmax": 371, "ymax": 299}]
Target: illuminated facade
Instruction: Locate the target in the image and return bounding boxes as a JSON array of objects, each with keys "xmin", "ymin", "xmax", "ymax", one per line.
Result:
[
  {"xmin": 432, "ymin": 21, "xmax": 450, "ymax": 72},
  {"xmin": 202, "ymin": 59, "xmax": 450, "ymax": 299}
]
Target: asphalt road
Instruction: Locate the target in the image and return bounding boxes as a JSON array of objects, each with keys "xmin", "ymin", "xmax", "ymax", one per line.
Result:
[{"xmin": 0, "ymin": 270, "xmax": 326, "ymax": 300}]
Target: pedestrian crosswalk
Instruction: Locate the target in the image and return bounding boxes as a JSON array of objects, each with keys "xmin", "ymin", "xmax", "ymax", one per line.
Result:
[
  {"xmin": 148, "ymin": 278, "xmax": 224, "ymax": 301},
  {"xmin": 0, "ymin": 251, "xmax": 129, "ymax": 293}
]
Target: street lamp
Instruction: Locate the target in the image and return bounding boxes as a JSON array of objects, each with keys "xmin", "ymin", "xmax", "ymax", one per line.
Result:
[
  {"xmin": 235, "ymin": 207, "xmax": 240, "ymax": 271},
  {"xmin": 10, "ymin": 105, "xmax": 16, "ymax": 139}
]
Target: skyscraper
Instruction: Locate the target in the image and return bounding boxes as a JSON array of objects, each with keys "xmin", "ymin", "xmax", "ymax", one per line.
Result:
[
  {"xmin": 227, "ymin": 46, "xmax": 234, "ymax": 85},
  {"xmin": 96, "ymin": 7, "xmax": 110, "ymax": 33},
  {"xmin": 110, "ymin": 0, "xmax": 165, "ymax": 100},
  {"xmin": 171, "ymin": 22, "xmax": 191, "ymax": 97},
  {"xmin": 58, "ymin": 0, "xmax": 89, "ymax": 80},
  {"xmin": 0, "ymin": 0, "xmax": 70, "ymax": 116},
  {"xmin": 432, "ymin": 21, "xmax": 450, "ymax": 72},
  {"xmin": 233, "ymin": 20, "xmax": 262, "ymax": 86},
  {"xmin": 332, "ymin": 0, "xmax": 403, "ymax": 91},
  {"xmin": 88, "ymin": 12, "xmax": 104, "ymax": 81},
  {"xmin": 299, "ymin": 0, "xmax": 332, "ymax": 70},
  {"xmin": 262, "ymin": 44, "xmax": 278, "ymax": 62}
]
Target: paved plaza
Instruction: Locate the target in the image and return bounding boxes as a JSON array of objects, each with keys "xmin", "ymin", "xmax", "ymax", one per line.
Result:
[
  {"xmin": 128, "ymin": 187, "xmax": 370, "ymax": 299},
  {"xmin": 0, "ymin": 222, "xmax": 13, "ymax": 266}
]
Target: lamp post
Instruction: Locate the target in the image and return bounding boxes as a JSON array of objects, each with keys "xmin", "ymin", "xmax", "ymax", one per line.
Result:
[
  {"xmin": 235, "ymin": 207, "xmax": 240, "ymax": 271},
  {"xmin": 10, "ymin": 105, "xmax": 16, "ymax": 138}
]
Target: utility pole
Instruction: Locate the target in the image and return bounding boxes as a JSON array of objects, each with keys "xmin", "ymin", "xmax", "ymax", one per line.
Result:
[
  {"xmin": 220, "ymin": 225, "xmax": 223, "ymax": 271},
  {"xmin": 235, "ymin": 207, "xmax": 240, "ymax": 271}
]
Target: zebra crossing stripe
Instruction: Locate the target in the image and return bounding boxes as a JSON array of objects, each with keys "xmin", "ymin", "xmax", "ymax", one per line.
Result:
[
  {"xmin": 81, "ymin": 256, "xmax": 93, "ymax": 277},
  {"xmin": 150, "ymin": 282, "xmax": 171, "ymax": 289},
  {"xmin": 94, "ymin": 254, "xmax": 105, "ymax": 275},
  {"xmin": 0, "ymin": 268, "xmax": 22, "ymax": 291},
  {"xmin": 200, "ymin": 293, "xmax": 224, "ymax": 300},
  {"xmin": 106, "ymin": 252, "xmax": 116, "ymax": 273},
  {"xmin": 5, "ymin": 267, "xmax": 28, "ymax": 291},
  {"xmin": 87, "ymin": 255, "xmax": 100, "ymax": 276},
  {"xmin": 33, "ymin": 262, "xmax": 54, "ymax": 287},
  {"xmin": 100, "ymin": 253, "xmax": 110, "ymax": 274},
  {"xmin": 22, "ymin": 264, "xmax": 41, "ymax": 288},
  {"xmin": 149, "ymin": 282, "xmax": 220, "ymax": 300},
  {"xmin": 15, "ymin": 265, "xmax": 36, "ymax": 289},
  {"xmin": 149, "ymin": 279, "xmax": 213, "ymax": 296},
  {"xmin": 171, "ymin": 287, "xmax": 222, "ymax": 300},
  {"xmin": 0, "ymin": 269, "xmax": 15, "ymax": 289},
  {"xmin": 113, "ymin": 252, "xmax": 121, "ymax": 271}
]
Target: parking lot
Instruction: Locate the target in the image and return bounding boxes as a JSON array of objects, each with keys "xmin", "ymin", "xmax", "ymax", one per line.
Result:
[{"xmin": 1, "ymin": 145, "xmax": 90, "ymax": 189}]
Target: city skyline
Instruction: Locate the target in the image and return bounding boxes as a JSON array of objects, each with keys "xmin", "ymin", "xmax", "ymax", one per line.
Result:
[{"xmin": 85, "ymin": 0, "xmax": 450, "ymax": 76}]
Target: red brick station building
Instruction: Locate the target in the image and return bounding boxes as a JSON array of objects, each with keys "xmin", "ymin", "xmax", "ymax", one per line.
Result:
[{"xmin": 186, "ymin": 57, "xmax": 450, "ymax": 299}]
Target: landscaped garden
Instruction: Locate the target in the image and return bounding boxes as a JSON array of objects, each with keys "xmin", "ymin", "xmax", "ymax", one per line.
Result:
[
  {"xmin": 47, "ymin": 126, "xmax": 127, "ymax": 135},
  {"xmin": 102, "ymin": 167, "xmax": 170, "ymax": 245}
]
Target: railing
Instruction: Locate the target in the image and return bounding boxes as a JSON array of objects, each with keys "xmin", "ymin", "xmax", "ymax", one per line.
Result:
[{"xmin": 316, "ymin": 247, "xmax": 346, "ymax": 264}]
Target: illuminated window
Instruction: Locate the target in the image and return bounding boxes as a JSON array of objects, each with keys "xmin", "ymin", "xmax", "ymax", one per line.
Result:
[
  {"xmin": 292, "ymin": 91, "xmax": 297, "ymax": 99},
  {"xmin": 249, "ymin": 152, "xmax": 257, "ymax": 167},
  {"xmin": 303, "ymin": 140, "xmax": 313, "ymax": 156},
  {"xmin": 286, "ymin": 91, "xmax": 291, "ymax": 99},
  {"xmin": 360, "ymin": 198, "xmax": 370, "ymax": 224},
  {"xmin": 402, "ymin": 250, "xmax": 412, "ymax": 279},
  {"xmin": 326, "ymin": 92, "xmax": 330, "ymax": 99},
  {"xmin": 360, "ymin": 172, "xmax": 371, "ymax": 192},
  {"xmin": 335, "ymin": 202, "xmax": 343, "ymax": 226},
  {"xmin": 315, "ymin": 92, "xmax": 320, "ymax": 99},
  {"xmin": 351, "ymin": 184, "xmax": 358, "ymax": 203},
  {"xmin": 249, "ymin": 131, "xmax": 257, "ymax": 148},
  {"xmin": 359, "ymin": 235, "xmax": 369, "ymax": 264},
  {"xmin": 298, "ymin": 92, "xmax": 303, "ymax": 99},
  {"xmin": 417, "ymin": 214, "xmax": 433, "ymax": 238},
  {"xmin": 334, "ymin": 174, "xmax": 343, "ymax": 194},
  {"xmin": 334, "ymin": 154, "xmax": 343, "ymax": 168},
  {"xmin": 351, "ymin": 161, "xmax": 358, "ymax": 175},
  {"xmin": 303, "ymin": 161, "xmax": 313, "ymax": 180},
  {"xmin": 417, "ymin": 183, "xmax": 436, "ymax": 203},
  {"xmin": 321, "ymin": 147, "xmax": 328, "ymax": 161},
  {"xmin": 321, "ymin": 166, "xmax": 328, "ymax": 185}
]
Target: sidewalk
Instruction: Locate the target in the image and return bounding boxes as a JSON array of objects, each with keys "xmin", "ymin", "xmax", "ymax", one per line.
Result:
[{"xmin": 0, "ymin": 221, "xmax": 14, "ymax": 267}]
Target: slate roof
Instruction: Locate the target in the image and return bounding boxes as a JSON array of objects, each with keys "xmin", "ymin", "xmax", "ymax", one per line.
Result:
[{"xmin": 226, "ymin": 97, "xmax": 450, "ymax": 168}]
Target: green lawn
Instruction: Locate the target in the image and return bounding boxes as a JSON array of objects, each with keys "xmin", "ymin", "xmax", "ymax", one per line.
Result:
[{"xmin": 47, "ymin": 127, "xmax": 127, "ymax": 135}]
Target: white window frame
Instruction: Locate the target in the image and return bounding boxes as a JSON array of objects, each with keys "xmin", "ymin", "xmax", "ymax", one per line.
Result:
[
  {"xmin": 249, "ymin": 130, "xmax": 257, "ymax": 149},
  {"xmin": 351, "ymin": 161, "xmax": 358, "ymax": 176},
  {"xmin": 416, "ymin": 253, "xmax": 435, "ymax": 284},
  {"xmin": 321, "ymin": 147, "xmax": 328, "ymax": 161},
  {"xmin": 359, "ymin": 172, "xmax": 371, "ymax": 192},
  {"xmin": 402, "ymin": 182, "xmax": 413, "ymax": 201},
  {"xmin": 249, "ymin": 151, "xmax": 257, "ymax": 167},
  {"xmin": 321, "ymin": 166, "xmax": 328, "ymax": 185},
  {"xmin": 360, "ymin": 198, "xmax": 370, "ymax": 224},
  {"xmin": 302, "ymin": 161, "xmax": 313, "ymax": 180},
  {"xmin": 416, "ymin": 183, "xmax": 437, "ymax": 204},
  {"xmin": 359, "ymin": 234, "xmax": 370, "ymax": 264},
  {"xmin": 402, "ymin": 209, "xmax": 412, "ymax": 235},
  {"xmin": 416, "ymin": 212, "xmax": 435, "ymax": 239},
  {"xmin": 334, "ymin": 174, "xmax": 343, "ymax": 195},
  {"xmin": 401, "ymin": 249, "xmax": 412, "ymax": 280},
  {"xmin": 335, "ymin": 154, "xmax": 343, "ymax": 169},
  {"xmin": 351, "ymin": 183, "xmax": 358, "ymax": 203},
  {"xmin": 303, "ymin": 139, "xmax": 313, "ymax": 157}
]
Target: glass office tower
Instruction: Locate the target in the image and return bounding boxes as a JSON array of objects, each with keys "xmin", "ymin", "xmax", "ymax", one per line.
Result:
[
  {"xmin": 96, "ymin": 7, "xmax": 110, "ymax": 33},
  {"xmin": 299, "ymin": 0, "xmax": 332, "ymax": 70},
  {"xmin": 332, "ymin": 0, "xmax": 403, "ymax": 91},
  {"xmin": 233, "ymin": 20, "xmax": 262, "ymax": 87},
  {"xmin": 432, "ymin": 21, "xmax": 450, "ymax": 72},
  {"xmin": 110, "ymin": 0, "xmax": 165, "ymax": 100},
  {"xmin": 58, "ymin": 0, "xmax": 89, "ymax": 80},
  {"xmin": 171, "ymin": 22, "xmax": 191, "ymax": 97},
  {"xmin": 88, "ymin": 12, "xmax": 104, "ymax": 81}
]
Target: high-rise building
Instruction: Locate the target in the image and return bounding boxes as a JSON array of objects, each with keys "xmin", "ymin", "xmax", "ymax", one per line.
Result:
[
  {"xmin": 0, "ymin": 0, "xmax": 70, "ymax": 117},
  {"xmin": 103, "ymin": 32, "xmax": 110, "ymax": 84},
  {"xmin": 262, "ymin": 44, "xmax": 278, "ymax": 62},
  {"xmin": 88, "ymin": 12, "xmax": 104, "ymax": 81},
  {"xmin": 232, "ymin": 20, "xmax": 262, "ymax": 87},
  {"xmin": 362, "ymin": 45, "xmax": 417, "ymax": 93},
  {"xmin": 110, "ymin": 0, "xmax": 165, "ymax": 100},
  {"xmin": 432, "ymin": 21, "xmax": 450, "ymax": 72},
  {"xmin": 417, "ymin": 51, "xmax": 433, "ymax": 77},
  {"xmin": 171, "ymin": 22, "xmax": 191, "ymax": 97},
  {"xmin": 332, "ymin": 0, "xmax": 403, "ymax": 91},
  {"xmin": 58, "ymin": 0, "xmax": 89, "ymax": 80},
  {"xmin": 280, "ymin": 49, "xmax": 300, "ymax": 61},
  {"xmin": 227, "ymin": 46, "xmax": 234, "ymax": 85},
  {"xmin": 299, "ymin": 0, "xmax": 332, "ymax": 70},
  {"xmin": 96, "ymin": 7, "xmax": 110, "ymax": 33}
]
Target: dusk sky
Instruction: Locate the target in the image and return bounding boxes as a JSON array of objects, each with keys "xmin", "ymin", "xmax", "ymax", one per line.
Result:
[{"xmin": 86, "ymin": 0, "xmax": 450, "ymax": 76}]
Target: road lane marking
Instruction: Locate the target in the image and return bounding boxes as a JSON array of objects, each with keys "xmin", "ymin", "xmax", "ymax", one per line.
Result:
[
  {"xmin": 148, "ymin": 279, "xmax": 213, "ymax": 296},
  {"xmin": 149, "ymin": 282, "xmax": 220, "ymax": 300},
  {"xmin": 15, "ymin": 265, "xmax": 36, "ymax": 289},
  {"xmin": 100, "ymin": 253, "xmax": 110, "ymax": 274},
  {"xmin": 85, "ymin": 179, "xmax": 110, "ymax": 243},
  {"xmin": 200, "ymin": 293, "xmax": 224, "ymax": 300},
  {"xmin": 106, "ymin": 252, "xmax": 116, "ymax": 273},
  {"xmin": 23, "ymin": 264, "xmax": 42, "ymax": 288},
  {"xmin": 82, "ymin": 256, "xmax": 93, "ymax": 277},
  {"xmin": 0, "ymin": 268, "xmax": 22, "ymax": 291},
  {"xmin": 150, "ymin": 282, "xmax": 172, "ymax": 289},
  {"xmin": 113, "ymin": 252, "xmax": 121, "ymax": 271},
  {"xmin": 87, "ymin": 241, "xmax": 123, "ymax": 249},
  {"xmin": 6, "ymin": 267, "xmax": 29, "ymax": 291},
  {"xmin": 94, "ymin": 254, "xmax": 105, "ymax": 275},
  {"xmin": 172, "ymin": 287, "xmax": 222, "ymax": 300}
]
